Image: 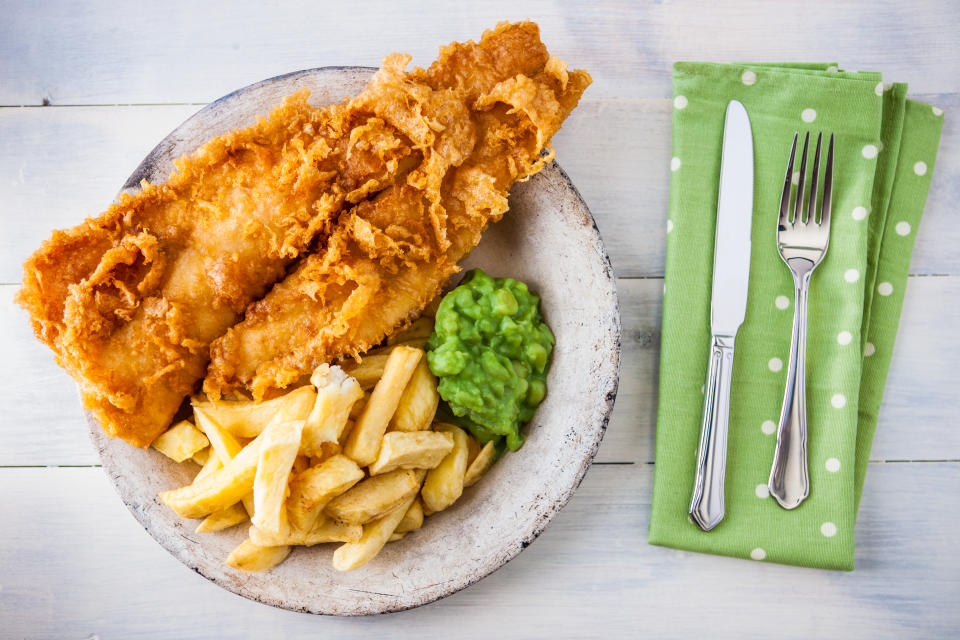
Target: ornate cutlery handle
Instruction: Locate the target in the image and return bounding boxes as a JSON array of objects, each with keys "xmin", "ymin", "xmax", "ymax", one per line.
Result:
[
  {"xmin": 768, "ymin": 262, "xmax": 813, "ymax": 509},
  {"xmin": 690, "ymin": 335, "xmax": 736, "ymax": 531}
]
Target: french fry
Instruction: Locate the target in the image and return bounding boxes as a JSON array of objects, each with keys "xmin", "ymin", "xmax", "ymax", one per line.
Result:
[
  {"xmin": 341, "ymin": 355, "xmax": 390, "ymax": 390},
  {"xmin": 421, "ymin": 424, "xmax": 469, "ymax": 513},
  {"xmin": 194, "ymin": 406, "xmax": 254, "ymax": 516},
  {"xmin": 225, "ymin": 538, "xmax": 290, "ymax": 572},
  {"xmin": 349, "ymin": 397, "xmax": 367, "ymax": 421},
  {"xmin": 387, "ymin": 317, "xmax": 435, "ymax": 345},
  {"xmin": 160, "ymin": 434, "xmax": 263, "ymax": 518},
  {"xmin": 196, "ymin": 502, "xmax": 249, "ymax": 533},
  {"xmin": 466, "ymin": 436, "xmax": 481, "ymax": 465},
  {"xmin": 332, "ymin": 495, "xmax": 416, "ymax": 571},
  {"xmin": 194, "ymin": 449, "xmax": 223, "ymax": 482},
  {"xmin": 395, "ymin": 497, "xmax": 424, "ymax": 534},
  {"xmin": 302, "ymin": 364, "xmax": 363, "ymax": 455},
  {"xmin": 324, "ymin": 469, "xmax": 420, "ymax": 525},
  {"xmin": 388, "ymin": 532, "xmax": 406, "ymax": 542},
  {"xmin": 464, "ymin": 441, "xmax": 497, "ymax": 488},
  {"xmin": 286, "ymin": 454, "xmax": 364, "ymax": 533},
  {"xmin": 191, "ymin": 446, "xmax": 211, "ymax": 466},
  {"xmin": 343, "ymin": 346, "xmax": 422, "ymax": 466},
  {"xmin": 368, "ymin": 431, "xmax": 454, "ymax": 475},
  {"xmin": 194, "ymin": 407, "xmax": 243, "ymax": 459},
  {"xmin": 293, "ymin": 454, "xmax": 310, "ymax": 474},
  {"xmin": 191, "ymin": 385, "xmax": 317, "ymax": 438},
  {"xmin": 309, "ymin": 442, "xmax": 341, "ymax": 467},
  {"xmin": 249, "ymin": 519, "xmax": 362, "ymax": 546},
  {"xmin": 151, "ymin": 420, "xmax": 209, "ymax": 462},
  {"xmin": 252, "ymin": 419, "xmax": 304, "ymax": 538},
  {"xmin": 389, "ymin": 358, "xmax": 439, "ymax": 432}
]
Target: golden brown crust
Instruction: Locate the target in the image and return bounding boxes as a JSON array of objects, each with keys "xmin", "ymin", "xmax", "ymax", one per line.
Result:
[
  {"xmin": 16, "ymin": 45, "xmax": 493, "ymax": 447},
  {"xmin": 204, "ymin": 25, "xmax": 591, "ymax": 401}
]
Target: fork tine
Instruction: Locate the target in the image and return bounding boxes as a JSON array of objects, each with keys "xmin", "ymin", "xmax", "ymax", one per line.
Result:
[
  {"xmin": 820, "ymin": 133, "xmax": 835, "ymax": 229},
  {"xmin": 808, "ymin": 133, "xmax": 822, "ymax": 225},
  {"xmin": 794, "ymin": 132, "xmax": 810, "ymax": 223},
  {"xmin": 779, "ymin": 132, "xmax": 798, "ymax": 228}
]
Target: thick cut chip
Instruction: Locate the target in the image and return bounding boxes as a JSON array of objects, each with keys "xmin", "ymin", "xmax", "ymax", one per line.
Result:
[
  {"xmin": 191, "ymin": 385, "xmax": 316, "ymax": 438},
  {"xmin": 463, "ymin": 440, "xmax": 497, "ymax": 487},
  {"xmin": 194, "ymin": 449, "xmax": 223, "ymax": 482},
  {"xmin": 196, "ymin": 502, "xmax": 249, "ymax": 533},
  {"xmin": 191, "ymin": 446, "xmax": 211, "ymax": 466},
  {"xmin": 341, "ymin": 355, "xmax": 390, "ymax": 390},
  {"xmin": 386, "ymin": 317, "xmax": 435, "ymax": 345},
  {"xmin": 333, "ymin": 495, "xmax": 416, "ymax": 571},
  {"xmin": 343, "ymin": 346, "xmax": 422, "ymax": 466},
  {"xmin": 151, "ymin": 420, "xmax": 209, "ymax": 462},
  {"xmin": 324, "ymin": 469, "xmax": 420, "ymax": 525},
  {"xmin": 194, "ymin": 406, "xmax": 254, "ymax": 515},
  {"xmin": 286, "ymin": 454, "xmax": 364, "ymax": 533},
  {"xmin": 160, "ymin": 433, "xmax": 264, "ymax": 518},
  {"xmin": 395, "ymin": 497, "xmax": 424, "ymax": 534},
  {"xmin": 302, "ymin": 364, "xmax": 363, "ymax": 455},
  {"xmin": 421, "ymin": 423, "xmax": 469, "ymax": 513},
  {"xmin": 368, "ymin": 431, "xmax": 454, "ymax": 475},
  {"xmin": 249, "ymin": 519, "xmax": 362, "ymax": 546},
  {"xmin": 225, "ymin": 539, "xmax": 291, "ymax": 572},
  {"xmin": 252, "ymin": 419, "xmax": 304, "ymax": 537},
  {"xmin": 388, "ymin": 358, "xmax": 440, "ymax": 432}
]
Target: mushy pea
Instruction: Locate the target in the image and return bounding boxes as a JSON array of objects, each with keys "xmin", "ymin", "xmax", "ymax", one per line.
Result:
[{"xmin": 426, "ymin": 269, "xmax": 554, "ymax": 451}]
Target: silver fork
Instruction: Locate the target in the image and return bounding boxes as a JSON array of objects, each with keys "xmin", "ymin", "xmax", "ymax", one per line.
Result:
[{"xmin": 767, "ymin": 131, "xmax": 834, "ymax": 510}]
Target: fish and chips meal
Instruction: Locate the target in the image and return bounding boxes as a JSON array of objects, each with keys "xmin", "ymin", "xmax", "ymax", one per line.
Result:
[{"xmin": 17, "ymin": 21, "xmax": 588, "ymax": 571}]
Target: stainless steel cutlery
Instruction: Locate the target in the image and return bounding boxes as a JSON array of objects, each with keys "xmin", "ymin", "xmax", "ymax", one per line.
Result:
[
  {"xmin": 689, "ymin": 100, "xmax": 754, "ymax": 531},
  {"xmin": 767, "ymin": 132, "xmax": 835, "ymax": 510},
  {"xmin": 689, "ymin": 117, "xmax": 837, "ymax": 529}
]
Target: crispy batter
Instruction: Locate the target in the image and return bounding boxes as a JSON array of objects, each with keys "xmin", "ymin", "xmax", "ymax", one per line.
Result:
[
  {"xmin": 16, "ymin": 44, "xmax": 488, "ymax": 446},
  {"xmin": 204, "ymin": 27, "xmax": 590, "ymax": 400}
]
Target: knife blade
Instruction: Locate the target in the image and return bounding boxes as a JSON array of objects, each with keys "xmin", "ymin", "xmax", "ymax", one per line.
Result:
[{"xmin": 689, "ymin": 99, "xmax": 754, "ymax": 531}]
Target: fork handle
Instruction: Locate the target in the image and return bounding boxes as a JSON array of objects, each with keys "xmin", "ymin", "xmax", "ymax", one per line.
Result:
[
  {"xmin": 769, "ymin": 262, "xmax": 813, "ymax": 509},
  {"xmin": 690, "ymin": 334, "xmax": 736, "ymax": 531}
]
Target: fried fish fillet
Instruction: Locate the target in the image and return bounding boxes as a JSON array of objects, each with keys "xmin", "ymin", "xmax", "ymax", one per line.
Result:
[
  {"xmin": 205, "ymin": 41, "xmax": 591, "ymax": 400},
  {"xmin": 17, "ymin": 49, "xmax": 487, "ymax": 447}
]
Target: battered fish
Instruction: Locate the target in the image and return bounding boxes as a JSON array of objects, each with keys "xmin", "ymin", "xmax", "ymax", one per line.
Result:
[
  {"xmin": 204, "ymin": 40, "xmax": 591, "ymax": 400},
  {"xmin": 17, "ymin": 47, "xmax": 484, "ymax": 446}
]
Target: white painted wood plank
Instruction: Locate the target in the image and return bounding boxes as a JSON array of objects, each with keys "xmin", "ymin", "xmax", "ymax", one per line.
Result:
[
  {"xmin": 2, "ymin": 94, "xmax": 958, "ymax": 282},
  {"xmin": 2, "ymin": 275, "xmax": 958, "ymax": 466},
  {"xmin": 2, "ymin": 0, "xmax": 959, "ymax": 105},
  {"xmin": 0, "ymin": 463, "xmax": 956, "ymax": 637},
  {"xmin": 0, "ymin": 104, "xmax": 202, "ymax": 283}
]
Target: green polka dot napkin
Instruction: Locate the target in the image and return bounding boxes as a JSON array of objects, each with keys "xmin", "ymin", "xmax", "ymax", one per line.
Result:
[{"xmin": 647, "ymin": 63, "xmax": 944, "ymax": 570}]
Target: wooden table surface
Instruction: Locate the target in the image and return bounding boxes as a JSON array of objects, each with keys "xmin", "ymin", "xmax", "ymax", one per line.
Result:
[{"xmin": 1, "ymin": 1, "xmax": 958, "ymax": 637}]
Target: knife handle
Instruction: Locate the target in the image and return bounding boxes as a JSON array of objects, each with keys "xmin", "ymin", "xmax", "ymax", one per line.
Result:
[{"xmin": 690, "ymin": 334, "xmax": 736, "ymax": 531}]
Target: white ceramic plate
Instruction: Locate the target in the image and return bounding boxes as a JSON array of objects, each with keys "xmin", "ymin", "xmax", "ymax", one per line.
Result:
[{"xmin": 88, "ymin": 68, "xmax": 621, "ymax": 616}]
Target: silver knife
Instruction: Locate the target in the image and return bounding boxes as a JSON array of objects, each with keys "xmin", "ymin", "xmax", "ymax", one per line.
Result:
[{"xmin": 689, "ymin": 100, "xmax": 754, "ymax": 532}]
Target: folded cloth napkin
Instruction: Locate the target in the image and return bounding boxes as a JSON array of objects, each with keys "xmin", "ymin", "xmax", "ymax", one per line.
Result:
[{"xmin": 648, "ymin": 62, "xmax": 944, "ymax": 570}]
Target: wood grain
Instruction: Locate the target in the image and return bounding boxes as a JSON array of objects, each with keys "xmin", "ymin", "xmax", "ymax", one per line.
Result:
[
  {"xmin": 1, "ymin": 0, "xmax": 958, "ymax": 105},
  {"xmin": 3, "ymin": 274, "xmax": 958, "ymax": 467},
  {"xmin": 0, "ymin": 463, "xmax": 956, "ymax": 638}
]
